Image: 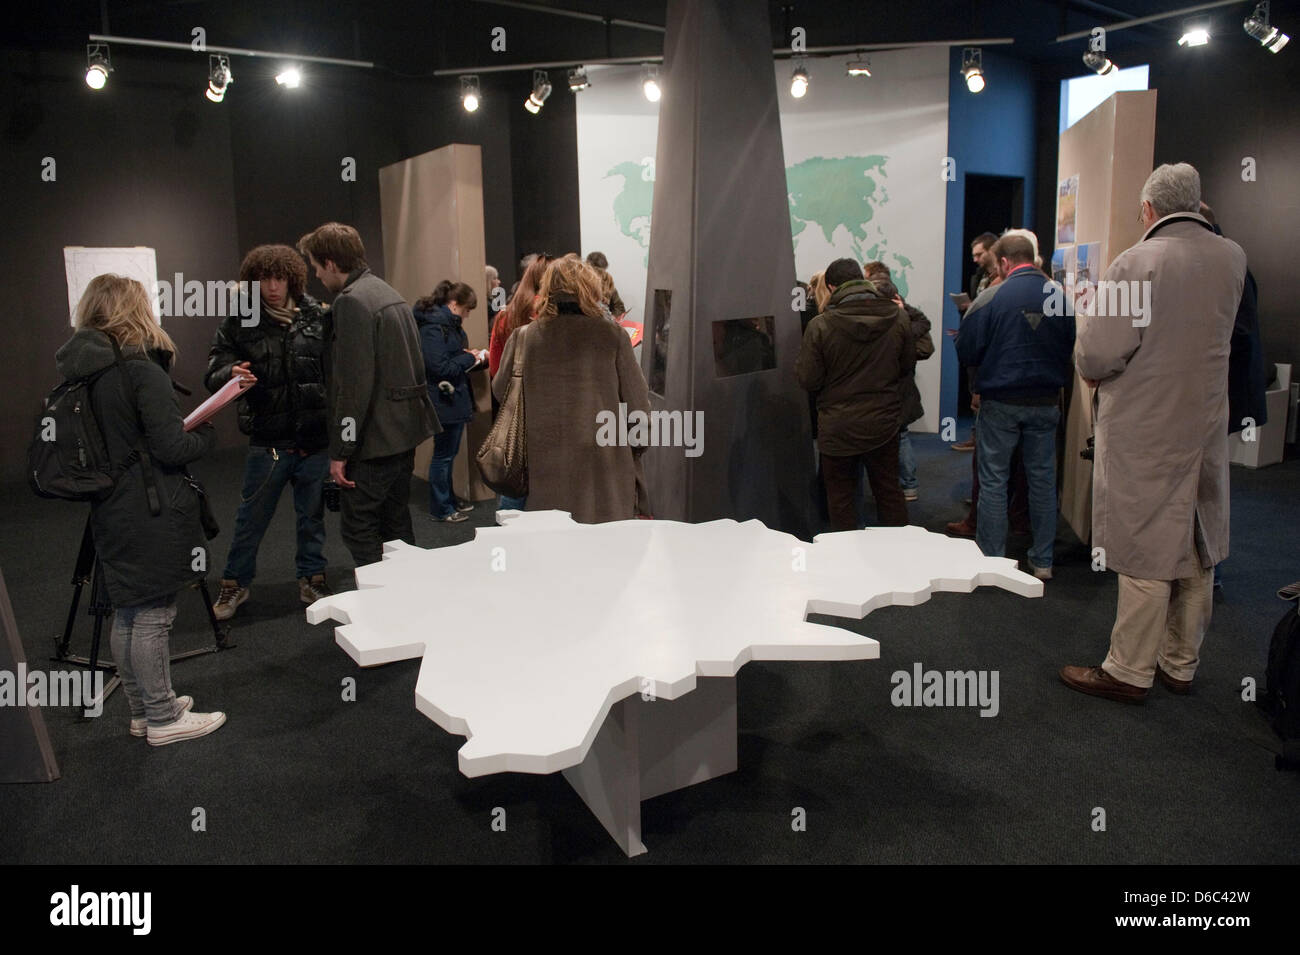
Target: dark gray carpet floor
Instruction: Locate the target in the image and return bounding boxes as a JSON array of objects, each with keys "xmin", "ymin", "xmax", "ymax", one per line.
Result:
[{"xmin": 2, "ymin": 429, "xmax": 1298, "ymax": 864}]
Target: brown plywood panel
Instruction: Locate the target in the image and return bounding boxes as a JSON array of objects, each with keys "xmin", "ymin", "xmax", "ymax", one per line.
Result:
[
  {"xmin": 379, "ymin": 145, "xmax": 494, "ymax": 503},
  {"xmin": 1058, "ymin": 90, "xmax": 1157, "ymax": 543}
]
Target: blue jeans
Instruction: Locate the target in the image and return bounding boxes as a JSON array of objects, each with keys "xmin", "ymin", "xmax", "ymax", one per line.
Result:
[
  {"xmin": 111, "ymin": 596, "xmax": 185, "ymax": 726},
  {"xmin": 428, "ymin": 422, "xmax": 466, "ymax": 517},
  {"xmin": 898, "ymin": 428, "xmax": 917, "ymax": 491},
  {"xmin": 498, "ymin": 495, "xmax": 527, "ymax": 511},
  {"xmin": 975, "ymin": 399, "xmax": 1060, "ymax": 569},
  {"xmin": 223, "ymin": 447, "xmax": 328, "ymax": 585}
]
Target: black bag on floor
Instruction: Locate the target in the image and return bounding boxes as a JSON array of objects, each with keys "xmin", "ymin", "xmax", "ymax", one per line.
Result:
[{"xmin": 1258, "ymin": 580, "xmax": 1300, "ymax": 770}]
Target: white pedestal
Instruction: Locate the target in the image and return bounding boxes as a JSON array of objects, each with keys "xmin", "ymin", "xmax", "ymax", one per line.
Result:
[
  {"xmin": 563, "ymin": 677, "xmax": 737, "ymax": 857},
  {"xmin": 1230, "ymin": 363, "xmax": 1291, "ymax": 469}
]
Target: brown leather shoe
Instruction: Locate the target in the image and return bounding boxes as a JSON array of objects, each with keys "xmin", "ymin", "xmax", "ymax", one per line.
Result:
[
  {"xmin": 1155, "ymin": 665, "xmax": 1192, "ymax": 695},
  {"xmin": 1059, "ymin": 665, "xmax": 1148, "ymax": 704},
  {"xmin": 951, "ymin": 439, "xmax": 976, "ymax": 451},
  {"xmin": 945, "ymin": 520, "xmax": 976, "ymax": 538}
]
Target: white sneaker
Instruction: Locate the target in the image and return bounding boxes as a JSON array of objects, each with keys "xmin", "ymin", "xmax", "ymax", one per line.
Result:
[
  {"xmin": 903, "ymin": 488, "xmax": 919, "ymax": 502},
  {"xmin": 147, "ymin": 710, "xmax": 227, "ymax": 747},
  {"xmin": 1027, "ymin": 562, "xmax": 1053, "ymax": 581},
  {"xmin": 130, "ymin": 695, "xmax": 193, "ymax": 737}
]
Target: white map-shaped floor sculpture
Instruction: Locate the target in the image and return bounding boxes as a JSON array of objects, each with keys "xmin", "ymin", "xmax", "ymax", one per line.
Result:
[{"xmin": 307, "ymin": 512, "xmax": 1040, "ymax": 854}]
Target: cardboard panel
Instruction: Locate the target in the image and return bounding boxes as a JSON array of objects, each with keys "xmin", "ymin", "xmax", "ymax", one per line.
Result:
[
  {"xmin": 1057, "ymin": 90, "xmax": 1157, "ymax": 543},
  {"xmin": 379, "ymin": 144, "xmax": 494, "ymax": 502}
]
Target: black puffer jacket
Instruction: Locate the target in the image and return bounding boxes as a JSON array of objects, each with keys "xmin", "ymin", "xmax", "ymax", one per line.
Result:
[
  {"xmin": 204, "ymin": 296, "xmax": 330, "ymax": 450},
  {"xmin": 55, "ymin": 329, "xmax": 215, "ymax": 607}
]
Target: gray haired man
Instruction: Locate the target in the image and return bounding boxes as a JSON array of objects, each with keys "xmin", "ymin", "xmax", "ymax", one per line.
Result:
[{"xmin": 1061, "ymin": 163, "xmax": 1247, "ymax": 703}]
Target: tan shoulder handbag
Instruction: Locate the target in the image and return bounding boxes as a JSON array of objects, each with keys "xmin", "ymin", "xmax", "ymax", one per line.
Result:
[{"xmin": 476, "ymin": 325, "xmax": 529, "ymax": 497}]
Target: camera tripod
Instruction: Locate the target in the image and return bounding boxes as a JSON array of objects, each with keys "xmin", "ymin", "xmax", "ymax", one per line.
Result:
[{"xmin": 51, "ymin": 516, "xmax": 235, "ymax": 719}]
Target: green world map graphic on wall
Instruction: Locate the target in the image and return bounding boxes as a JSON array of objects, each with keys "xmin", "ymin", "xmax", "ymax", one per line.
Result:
[{"xmin": 604, "ymin": 154, "xmax": 912, "ymax": 299}]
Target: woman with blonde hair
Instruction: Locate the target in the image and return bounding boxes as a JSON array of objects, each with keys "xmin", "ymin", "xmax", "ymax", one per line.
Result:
[
  {"xmin": 54, "ymin": 274, "xmax": 226, "ymax": 746},
  {"xmin": 492, "ymin": 257, "xmax": 651, "ymax": 523},
  {"xmin": 808, "ymin": 271, "xmax": 831, "ymax": 315}
]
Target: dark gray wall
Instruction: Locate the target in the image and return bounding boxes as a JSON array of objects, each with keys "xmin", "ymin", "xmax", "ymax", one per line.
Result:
[
  {"xmin": 0, "ymin": 47, "xmax": 518, "ymax": 479},
  {"xmin": 2, "ymin": 48, "xmax": 242, "ymax": 474},
  {"xmin": 509, "ymin": 76, "xmax": 582, "ymax": 271}
]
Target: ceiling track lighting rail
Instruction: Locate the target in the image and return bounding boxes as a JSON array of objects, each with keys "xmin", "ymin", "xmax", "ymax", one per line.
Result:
[
  {"xmin": 87, "ymin": 33, "xmax": 374, "ymax": 69},
  {"xmin": 1055, "ymin": 0, "xmax": 1244, "ymax": 42},
  {"xmin": 430, "ymin": 37, "xmax": 1013, "ymax": 77}
]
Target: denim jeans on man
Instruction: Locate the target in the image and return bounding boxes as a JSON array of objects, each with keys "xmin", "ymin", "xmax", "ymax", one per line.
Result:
[
  {"xmin": 975, "ymin": 399, "xmax": 1060, "ymax": 569},
  {"xmin": 428, "ymin": 422, "xmax": 466, "ymax": 517},
  {"xmin": 897, "ymin": 427, "xmax": 917, "ymax": 491},
  {"xmin": 111, "ymin": 596, "xmax": 185, "ymax": 727},
  {"xmin": 223, "ymin": 447, "xmax": 328, "ymax": 585}
]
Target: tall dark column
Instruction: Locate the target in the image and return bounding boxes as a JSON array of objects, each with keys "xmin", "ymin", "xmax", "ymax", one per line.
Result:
[{"xmin": 640, "ymin": 0, "xmax": 813, "ymax": 537}]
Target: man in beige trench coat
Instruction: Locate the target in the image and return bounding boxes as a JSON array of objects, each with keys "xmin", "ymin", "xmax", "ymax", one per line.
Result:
[{"xmin": 1060, "ymin": 163, "xmax": 1247, "ymax": 704}]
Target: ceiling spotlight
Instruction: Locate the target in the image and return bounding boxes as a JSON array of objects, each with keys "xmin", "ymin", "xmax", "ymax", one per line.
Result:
[
  {"xmin": 1082, "ymin": 50, "xmax": 1116, "ymax": 74},
  {"xmin": 85, "ymin": 43, "xmax": 111, "ymax": 90},
  {"xmin": 275, "ymin": 66, "xmax": 302, "ymax": 88},
  {"xmin": 206, "ymin": 55, "xmax": 233, "ymax": 103},
  {"xmin": 461, "ymin": 75, "xmax": 480, "ymax": 112},
  {"xmin": 568, "ymin": 67, "xmax": 590, "ymax": 92},
  {"xmin": 790, "ymin": 64, "xmax": 809, "ymax": 98},
  {"xmin": 1178, "ymin": 24, "xmax": 1211, "ymax": 46},
  {"xmin": 846, "ymin": 56, "xmax": 871, "ymax": 77},
  {"xmin": 642, "ymin": 66, "xmax": 661, "ymax": 102},
  {"xmin": 1244, "ymin": 2, "xmax": 1290, "ymax": 52},
  {"xmin": 525, "ymin": 70, "xmax": 552, "ymax": 113},
  {"xmin": 961, "ymin": 48, "xmax": 985, "ymax": 93}
]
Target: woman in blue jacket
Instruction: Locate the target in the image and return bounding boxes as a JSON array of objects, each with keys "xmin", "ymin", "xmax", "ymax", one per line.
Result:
[{"xmin": 414, "ymin": 281, "xmax": 487, "ymax": 521}]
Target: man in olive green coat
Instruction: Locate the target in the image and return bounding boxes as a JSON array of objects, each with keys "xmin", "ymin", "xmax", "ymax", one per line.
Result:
[{"xmin": 796, "ymin": 257, "xmax": 913, "ymax": 530}]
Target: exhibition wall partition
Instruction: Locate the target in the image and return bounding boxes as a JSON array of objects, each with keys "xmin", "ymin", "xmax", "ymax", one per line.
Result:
[
  {"xmin": 378, "ymin": 143, "xmax": 495, "ymax": 500},
  {"xmin": 1055, "ymin": 90, "xmax": 1157, "ymax": 544},
  {"xmin": 576, "ymin": 48, "xmax": 950, "ymax": 437}
]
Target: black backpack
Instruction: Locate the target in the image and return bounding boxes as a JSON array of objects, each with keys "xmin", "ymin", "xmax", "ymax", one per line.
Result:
[
  {"xmin": 1258, "ymin": 580, "xmax": 1300, "ymax": 771},
  {"xmin": 28, "ymin": 339, "xmax": 160, "ymax": 513}
]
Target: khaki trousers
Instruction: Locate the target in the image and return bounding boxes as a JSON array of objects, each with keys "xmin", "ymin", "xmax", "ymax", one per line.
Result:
[{"xmin": 1101, "ymin": 565, "xmax": 1213, "ymax": 688}]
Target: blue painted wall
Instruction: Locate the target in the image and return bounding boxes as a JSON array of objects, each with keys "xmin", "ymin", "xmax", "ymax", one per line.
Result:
[{"xmin": 939, "ymin": 47, "xmax": 1037, "ymax": 425}]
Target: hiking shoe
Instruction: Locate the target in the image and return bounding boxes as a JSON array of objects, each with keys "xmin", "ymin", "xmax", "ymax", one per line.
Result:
[
  {"xmin": 454, "ymin": 499, "xmax": 475, "ymax": 513},
  {"xmin": 213, "ymin": 579, "xmax": 249, "ymax": 621},
  {"xmin": 433, "ymin": 511, "xmax": 469, "ymax": 523},
  {"xmin": 903, "ymin": 488, "xmax": 919, "ymax": 502},
  {"xmin": 299, "ymin": 574, "xmax": 332, "ymax": 604},
  {"xmin": 1027, "ymin": 562, "xmax": 1053, "ymax": 580},
  {"xmin": 147, "ymin": 710, "xmax": 227, "ymax": 747},
  {"xmin": 130, "ymin": 695, "xmax": 193, "ymax": 737}
]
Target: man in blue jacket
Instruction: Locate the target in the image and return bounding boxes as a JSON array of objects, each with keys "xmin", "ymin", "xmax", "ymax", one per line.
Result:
[{"xmin": 956, "ymin": 234, "xmax": 1075, "ymax": 579}]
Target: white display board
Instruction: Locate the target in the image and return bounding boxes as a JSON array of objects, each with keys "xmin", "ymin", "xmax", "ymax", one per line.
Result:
[
  {"xmin": 63, "ymin": 246, "xmax": 159, "ymax": 326},
  {"xmin": 576, "ymin": 49, "xmax": 950, "ymax": 432}
]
